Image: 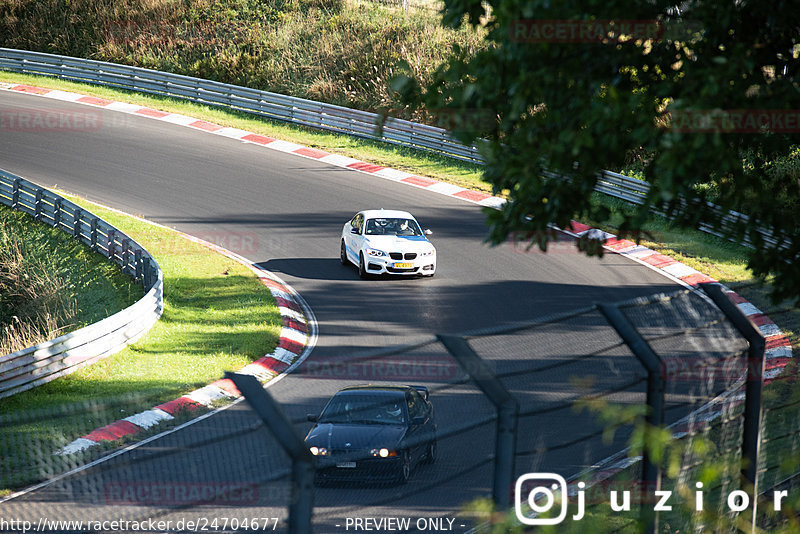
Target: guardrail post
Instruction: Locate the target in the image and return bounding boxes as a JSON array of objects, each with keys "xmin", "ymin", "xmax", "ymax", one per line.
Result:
[
  {"xmin": 699, "ymin": 283, "xmax": 765, "ymax": 532},
  {"xmin": 107, "ymin": 229, "xmax": 116, "ymax": 261},
  {"xmin": 53, "ymin": 198, "xmax": 62, "ymax": 228},
  {"xmin": 226, "ymin": 372, "xmax": 314, "ymax": 534},
  {"xmin": 11, "ymin": 178, "xmax": 19, "ymax": 209},
  {"xmin": 134, "ymin": 249, "xmax": 143, "ymax": 280},
  {"xmin": 34, "ymin": 189, "xmax": 43, "ymax": 220},
  {"xmin": 598, "ymin": 303, "xmax": 664, "ymax": 534},
  {"xmin": 437, "ymin": 334, "xmax": 519, "ymax": 509},
  {"xmin": 72, "ymin": 208, "xmax": 82, "ymax": 237},
  {"xmin": 142, "ymin": 257, "xmax": 151, "ymax": 288},
  {"xmin": 121, "ymin": 239, "xmax": 130, "ymax": 274},
  {"xmin": 90, "ymin": 218, "xmax": 98, "ymax": 251}
]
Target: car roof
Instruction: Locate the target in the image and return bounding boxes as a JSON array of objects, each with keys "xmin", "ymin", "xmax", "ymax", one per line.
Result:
[
  {"xmin": 336, "ymin": 385, "xmax": 412, "ymax": 397},
  {"xmin": 359, "ymin": 209, "xmax": 416, "ymax": 220}
]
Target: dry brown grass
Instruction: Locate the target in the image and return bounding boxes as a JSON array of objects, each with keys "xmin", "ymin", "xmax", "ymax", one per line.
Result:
[{"xmin": 0, "ymin": 229, "xmax": 77, "ymax": 355}]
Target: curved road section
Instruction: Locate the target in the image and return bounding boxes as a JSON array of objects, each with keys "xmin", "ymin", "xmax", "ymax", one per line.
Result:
[{"xmin": 0, "ymin": 89, "xmax": 706, "ymax": 531}]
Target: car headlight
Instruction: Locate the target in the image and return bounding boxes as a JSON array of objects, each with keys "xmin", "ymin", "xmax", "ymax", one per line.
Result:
[
  {"xmin": 370, "ymin": 448, "xmax": 397, "ymax": 458},
  {"xmin": 309, "ymin": 446, "xmax": 328, "ymax": 456},
  {"xmin": 420, "ymin": 249, "xmax": 435, "ymax": 257},
  {"xmin": 366, "ymin": 248, "xmax": 385, "ymax": 257}
]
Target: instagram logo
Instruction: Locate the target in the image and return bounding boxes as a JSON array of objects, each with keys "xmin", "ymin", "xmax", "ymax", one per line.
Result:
[{"xmin": 515, "ymin": 473, "xmax": 585, "ymax": 525}]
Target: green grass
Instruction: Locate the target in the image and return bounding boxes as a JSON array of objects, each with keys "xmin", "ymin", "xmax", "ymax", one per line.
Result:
[
  {"xmin": 0, "ymin": 205, "xmax": 140, "ymax": 352},
  {"xmin": 0, "ymin": 194, "xmax": 281, "ymax": 493}
]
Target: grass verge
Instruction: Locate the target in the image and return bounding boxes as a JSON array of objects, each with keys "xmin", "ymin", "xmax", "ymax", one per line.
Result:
[
  {"xmin": 0, "ymin": 205, "xmax": 140, "ymax": 353},
  {"xmin": 0, "ymin": 193, "xmax": 281, "ymax": 494}
]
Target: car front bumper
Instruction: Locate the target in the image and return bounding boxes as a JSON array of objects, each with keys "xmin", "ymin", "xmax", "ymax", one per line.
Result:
[
  {"xmin": 314, "ymin": 456, "xmax": 403, "ymax": 482},
  {"xmin": 365, "ymin": 255, "xmax": 436, "ymax": 276}
]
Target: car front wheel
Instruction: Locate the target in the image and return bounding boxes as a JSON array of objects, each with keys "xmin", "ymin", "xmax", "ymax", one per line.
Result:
[
  {"xmin": 359, "ymin": 253, "xmax": 369, "ymax": 279},
  {"xmin": 423, "ymin": 439, "xmax": 437, "ymax": 464},
  {"xmin": 396, "ymin": 450, "xmax": 411, "ymax": 484},
  {"xmin": 340, "ymin": 240, "xmax": 348, "ymax": 266}
]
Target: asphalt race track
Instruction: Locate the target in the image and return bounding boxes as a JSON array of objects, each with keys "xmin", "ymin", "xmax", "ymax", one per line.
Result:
[{"xmin": 0, "ymin": 90, "xmax": 692, "ymax": 532}]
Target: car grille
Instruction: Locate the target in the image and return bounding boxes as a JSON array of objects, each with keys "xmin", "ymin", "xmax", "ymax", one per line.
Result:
[
  {"xmin": 329, "ymin": 449, "xmax": 368, "ymax": 461},
  {"xmin": 389, "ymin": 252, "xmax": 417, "ymax": 260},
  {"xmin": 388, "ymin": 267, "xmax": 419, "ymax": 273}
]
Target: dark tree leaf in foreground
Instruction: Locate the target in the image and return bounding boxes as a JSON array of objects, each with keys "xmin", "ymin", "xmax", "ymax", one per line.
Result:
[{"xmin": 393, "ymin": 0, "xmax": 800, "ymax": 302}]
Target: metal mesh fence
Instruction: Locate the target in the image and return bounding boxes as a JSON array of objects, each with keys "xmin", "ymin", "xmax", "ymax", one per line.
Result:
[
  {"xmin": 0, "ymin": 397, "xmax": 292, "ymax": 530},
  {"xmin": 0, "ymin": 285, "xmax": 794, "ymax": 533}
]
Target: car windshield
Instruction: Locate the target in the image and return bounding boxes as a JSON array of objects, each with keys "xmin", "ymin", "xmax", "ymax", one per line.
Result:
[
  {"xmin": 319, "ymin": 394, "xmax": 406, "ymax": 425},
  {"xmin": 364, "ymin": 218, "xmax": 422, "ymax": 237}
]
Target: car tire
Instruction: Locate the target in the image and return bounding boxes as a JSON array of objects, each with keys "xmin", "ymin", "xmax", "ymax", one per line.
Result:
[
  {"xmin": 422, "ymin": 439, "xmax": 437, "ymax": 464},
  {"xmin": 396, "ymin": 450, "xmax": 411, "ymax": 484},
  {"xmin": 359, "ymin": 253, "xmax": 369, "ymax": 279},
  {"xmin": 340, "ymin": 240, "xmax": 348, "ymax": 266}
]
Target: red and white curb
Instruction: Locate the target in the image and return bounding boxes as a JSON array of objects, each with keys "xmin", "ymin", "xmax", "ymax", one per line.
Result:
[
  {"xmin": 3, "ymin": 81, "xmax": 790, "ymax": 458},
  {"xmin": 55, "ymin": 227, "xmax": 316, "ymax": 455}
]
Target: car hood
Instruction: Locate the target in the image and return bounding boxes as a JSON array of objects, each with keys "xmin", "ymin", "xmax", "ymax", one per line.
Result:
[
  {"xmin": 364, "ymin": 235, "xmax": 434, "ymax": 252},
  {"xmin": 305, "ymin": 423, "xmax": 407, "ymax": 450}
]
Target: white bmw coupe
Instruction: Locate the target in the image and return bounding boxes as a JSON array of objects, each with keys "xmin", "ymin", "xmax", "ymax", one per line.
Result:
[{"xmin": 341, "ymin": 210, "xmax": 436, "ymax": 278}]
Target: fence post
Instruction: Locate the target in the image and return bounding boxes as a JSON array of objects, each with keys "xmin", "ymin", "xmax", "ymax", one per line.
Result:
[
  {"xmin": 226, "ymin": 372, "xmax": 314, "ymax": 534},
  {"xmin": 598, "ymin": 303, "xmax": 664, "ymax": 534},
  {"xmin": 700, "ymin": 283, "xmax": 765, "ymax": 532},
  {"xmin": 438, "ymin": 334, "xmax": 519, "ymax": 509}
]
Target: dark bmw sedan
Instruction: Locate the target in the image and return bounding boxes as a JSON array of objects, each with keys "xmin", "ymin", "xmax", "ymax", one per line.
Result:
[{"xmin": 305, "ymin": 385, "xmax": 437, "ymax": 484}]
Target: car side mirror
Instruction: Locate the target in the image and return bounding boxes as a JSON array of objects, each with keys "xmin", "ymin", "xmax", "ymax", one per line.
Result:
[
  {"xmin": 307, "ymin": 414, "xmax": 319, "ymax": 422},
  {"xmin": 350, "ymin": 227, "xmax": 360, "ymax": 235},
  {"xmin": 412, "ymin": 416, "xmax": 426, "ymax": 426},
  {"xmin": 424, "ymin": 229, "xmax": 433, "ymax": 236}
]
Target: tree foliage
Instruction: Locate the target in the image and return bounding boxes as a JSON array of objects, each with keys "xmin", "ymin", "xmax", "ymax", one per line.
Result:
[{"xmin": 393, "ymin": 0, "xmax": 800, "ymax": 302}]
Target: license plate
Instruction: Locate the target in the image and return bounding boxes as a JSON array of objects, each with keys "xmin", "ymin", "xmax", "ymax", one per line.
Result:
[
  {"xmin": 336, "ymin": 462, "xmax": 357, "ymax": 469},
  {"xmin": 394, "ymin": 262, "xmax": 413, "ymax": 269}
]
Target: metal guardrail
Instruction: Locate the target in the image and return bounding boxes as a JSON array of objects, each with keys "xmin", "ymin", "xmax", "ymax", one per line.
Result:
[
  {"xmin": 0, "ymin": 48, "xmax": 780, "ymax": 248},
  {"xmin": 0, "ymin": 48, "xmax": 484, "ymax": 163},
  {"xmin": 0, "ymin": 169, "xmax": 163, "ymax": 399},
  {"xmin": 594, "ymin": 169, "xmax": 780, "ymax": 249}
]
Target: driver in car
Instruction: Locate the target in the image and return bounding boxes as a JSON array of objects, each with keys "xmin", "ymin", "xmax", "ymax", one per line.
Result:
[{"xmin": 378, "ymin": 402, "xmax": 403, "ymax": 423}]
